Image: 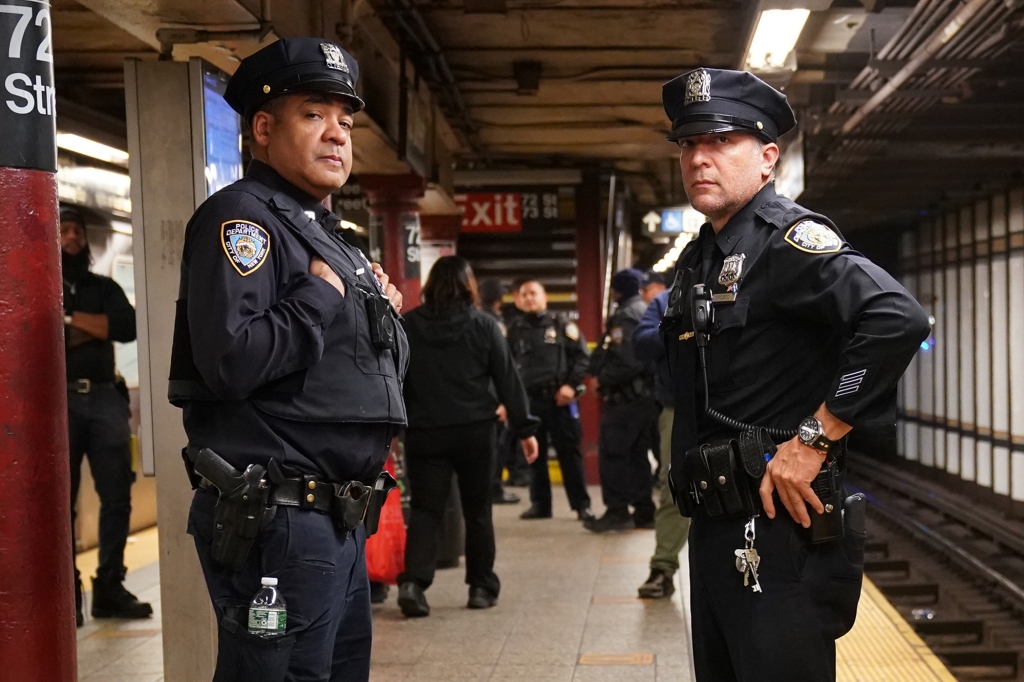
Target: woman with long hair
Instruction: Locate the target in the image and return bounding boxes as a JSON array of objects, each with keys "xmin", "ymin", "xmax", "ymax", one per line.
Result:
[{"xmin": 397, "ymin": 256, "xmax": 539, "ymax": 617}]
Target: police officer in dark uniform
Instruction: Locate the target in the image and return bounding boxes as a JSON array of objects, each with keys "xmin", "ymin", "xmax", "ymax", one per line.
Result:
[
  {"xmin": 507, "ymin": 279, "xmax": 594, "ymax": 521},
  {"xmin": 170, "ymin": 38, "xmax": 407, "ymax": 681},
  {"xmin": 61, "ymin": 207, "xmax": 152, "ymax": 626},
  {"xmin": 659, "ymin": 68, "xmax": 930, "ymax": 681},
  {"xmin": 586, "ymin": 269, "xmax": 658, "ymax": 533}
]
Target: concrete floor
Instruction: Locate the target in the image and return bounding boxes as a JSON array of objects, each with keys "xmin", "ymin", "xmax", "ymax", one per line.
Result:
[{"xmin": 76, "ymin": 484, "xmax": 695, "ymax": 681}]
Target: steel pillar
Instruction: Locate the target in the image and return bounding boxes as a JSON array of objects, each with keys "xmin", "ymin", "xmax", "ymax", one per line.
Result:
[
  {"xmin": 361, "ymin": 174, "xmax": 427, "ymax": 308},
  {"xmin": 0, "ymin": 167, "xmax": 76, "ymax": 680}
]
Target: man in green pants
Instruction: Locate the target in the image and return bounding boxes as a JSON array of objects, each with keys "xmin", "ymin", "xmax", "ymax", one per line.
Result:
[{"xmin": 633, "ymin": 288, "xmax": 689, "ymax": 598}]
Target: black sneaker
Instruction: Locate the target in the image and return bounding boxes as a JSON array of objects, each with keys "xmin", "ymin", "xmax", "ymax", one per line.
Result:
[
  {"xmin": 577, "ymin": 507, "xmax": 597, "ymax": 523},
  {"xmin": 370, "ymin": 581, "xmax": 390, "ymax": 604},
  {"xmin": 398, "ymin": 582, "xmax": 430, "ymax": 618},
  {"xmin": 584, "ymin": 510, "xmax": 635, "ymax": 534},
  {"xmin": 467, "ymin": 586, "xmax": 497, "ymax": 609},
  {"xmin": 633, "ymin": 513, "xmax": 656, "ymax": 530},
  {"xmin": 520, "ymin": 505, "xmax": 552, "ymax": 520},
  {"xmin": 90, "ymin": 574, "xmax": 153, "ymax": 619},
  {"xmin": 494, "ymin": 490, "xmax": 521, "ymax": 505},
  {"xmin": 507, "ymin": 472, "xmax": 531, "ymax": 487},
  {"xmin": 638, "ymin": 569, "xmax": 676, "ymax": 599}
]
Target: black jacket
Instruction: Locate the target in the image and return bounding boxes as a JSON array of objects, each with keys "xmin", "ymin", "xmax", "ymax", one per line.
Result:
[
  {"xmin": 64, "ymin": 271, "xmax": 136, "ymax": 382},
  {"xmin": 507, "ymin": 311, "xmax": 589, "ymax": 393},
  {"xmin": 590, "ymin": 294, "xmax": 652, "ymax": 392},
  {"xmin": 403, "ymin": 303, "xmax": 538, "ymax": 438}
]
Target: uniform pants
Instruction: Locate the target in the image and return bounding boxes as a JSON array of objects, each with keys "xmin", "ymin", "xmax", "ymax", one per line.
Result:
[
  {"xmin": 188, "ymin": 490, "xmax": 371, "ymax": 682},
  {"xmin": 598, "ymin": 397, "xmax": 658, "ymax": 518},
  {"xmin": 399, "ymin": 421, "xmax": 501, "ymax": 596},
  {"xmin": 68, "ymin": 385, "xmax": 134, "ymax": 582},
  {"xmin": 688, "ymin": 504, "xmax": 865, "ymax": 682},
  {"xmin": 528, "ymin": 403, "xmax": 591, "ymax": 513},
  {"xmin": 650, "ymin": 408, "xmax": 689, "ymax": 575}
]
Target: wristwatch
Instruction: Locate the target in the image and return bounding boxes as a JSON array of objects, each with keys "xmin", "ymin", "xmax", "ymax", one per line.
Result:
[{"xmin": 797, "ymin": 416, "xmax": 838, "ymax": 454}]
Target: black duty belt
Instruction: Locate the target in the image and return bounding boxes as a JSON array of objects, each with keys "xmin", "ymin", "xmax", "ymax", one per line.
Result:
[
  {"xmin": 199, "ymin": 472, "xmax": 359, "ymax": 516},
  {"xmin": 67, "ymin": 379, "xmax": 113, "ymax": 394}
]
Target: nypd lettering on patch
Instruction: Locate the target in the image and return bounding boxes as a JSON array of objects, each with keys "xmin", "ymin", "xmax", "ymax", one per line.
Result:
[
  {"xmin": 222, "ymin": 220, "xmax": 270, "ymax": 276},
  {"xmin": 784, "ymin": 220, "xmax": 842, "ymax": 254}
]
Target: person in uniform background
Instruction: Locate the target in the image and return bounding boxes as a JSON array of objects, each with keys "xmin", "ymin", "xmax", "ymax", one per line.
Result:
[
  {"xmin": 397, "ymin": 257, "xmax": 539, "ymax": 618},
  {"xmin": 508, "ymin": 280, "xmax": 594, "ymax": 522},
  {"xmin": 61, "ymin": 207, "xmax": 151, "ymax": 626},
  {"xmin": 640, "ymin": 270, "xmax": 666, "ymax": 304},
  {"xmin": 478, "ymin": 277, "xmax": 521, "ymax": 506},
  {"xmin": 660, "ymin": 68, "xmax": 930, "ymax": 681},
  {"xmin": 632, "ymin": 287, "xmax": 688, "ymax": 598},
  {"xmin": 170, "ymin": 39, "xmax": 408, "ymax": 681},
  {"xmin": 586, "ymin": 269, "xmax": 658, "ymax": 533}
]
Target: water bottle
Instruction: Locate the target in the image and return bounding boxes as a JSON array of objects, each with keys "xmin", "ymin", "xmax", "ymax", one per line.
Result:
[{"xmin": 248, "ymin": 577, "xmax": 287, "ymax": 638}]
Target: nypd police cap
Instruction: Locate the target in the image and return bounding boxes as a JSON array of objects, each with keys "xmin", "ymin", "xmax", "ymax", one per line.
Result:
[
  {"xmin": 662, "ymin": 68, "xmax": 796, "ymax": 143},
  {"xmin": 225, "ymin": 37, "xmax": 364, "ymax": 122}
]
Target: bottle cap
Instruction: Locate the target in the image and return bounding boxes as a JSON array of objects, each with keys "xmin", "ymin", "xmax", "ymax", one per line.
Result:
[{"xmin": 261, "ymin": 576, "xmax": 278, "ymax": 586}]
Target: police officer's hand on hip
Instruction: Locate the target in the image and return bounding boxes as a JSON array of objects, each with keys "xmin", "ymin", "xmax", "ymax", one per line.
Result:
[{"xmin": 170, "ymin": 38, "xmax": 410, "ymax": 682}]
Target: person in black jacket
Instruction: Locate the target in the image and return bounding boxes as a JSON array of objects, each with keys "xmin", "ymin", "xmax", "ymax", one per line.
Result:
[
  {"xmin": 398, "ymin": 257, "xmax": 539, "ymax": 617},
  {"xmin": 61, "ymin": 207, "xmax": 151, "ymax": 626}
]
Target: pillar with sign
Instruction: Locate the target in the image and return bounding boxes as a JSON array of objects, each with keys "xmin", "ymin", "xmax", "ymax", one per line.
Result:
[
  {"xmin": 0, "ymin": 1, "xmax": 77, "ymax": 679},
  {"xmin": 360, "ymin": 174, "xmax": 426, "ymax": 308}
]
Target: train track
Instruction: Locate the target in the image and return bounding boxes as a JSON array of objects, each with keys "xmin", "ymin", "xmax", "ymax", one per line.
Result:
[{"xmin": 847, "ymin": 453, "xmax": 1024, "ymax": 680}]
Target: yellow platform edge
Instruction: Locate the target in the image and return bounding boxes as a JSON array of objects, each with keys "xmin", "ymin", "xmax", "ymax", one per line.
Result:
[{"xmin": 836, "ymin": 577, "xmax": 957, "ymax": 682}]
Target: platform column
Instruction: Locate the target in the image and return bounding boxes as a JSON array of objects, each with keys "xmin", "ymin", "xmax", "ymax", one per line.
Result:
[
  {"xmin": 0, "ymin": 1, "xmax": 77, "ymax": 679},
  {"xmin": 576, "ymin": 169, "xmax": 605, "ymax": 484},
  {"xmin": 360, "ymin": 174, "xmax": 427, "ymax": 308}
]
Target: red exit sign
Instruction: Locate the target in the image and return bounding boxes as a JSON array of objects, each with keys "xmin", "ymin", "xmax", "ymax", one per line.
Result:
[{"xmin": 454, "ymin": 193, "xmax": 522, "ymax": 233}]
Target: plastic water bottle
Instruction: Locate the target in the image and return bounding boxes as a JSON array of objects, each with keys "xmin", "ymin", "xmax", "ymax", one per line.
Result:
[{"xmin": 248, "ymin": 577, "xmax": 287, "ymax": 638}]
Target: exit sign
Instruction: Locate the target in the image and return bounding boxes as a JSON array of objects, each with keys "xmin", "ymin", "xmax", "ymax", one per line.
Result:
[{"xmin": 454, "ymin": 193, "xmax": 523, "ymax": 233}]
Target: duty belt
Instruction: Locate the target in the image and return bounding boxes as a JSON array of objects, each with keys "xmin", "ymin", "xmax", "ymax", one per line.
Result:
[{"xmin": 67, "ymin": 379, "xmax": 113, "ymax": 394}]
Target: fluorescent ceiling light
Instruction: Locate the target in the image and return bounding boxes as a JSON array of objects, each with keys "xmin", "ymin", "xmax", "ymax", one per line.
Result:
[
  {"xmin": 56, "ymin": 133, "xmax": 129, "ymax": 167},
  {"xmin": 744, "ymin": 9, "xmax": 811, "ymax": 72}
]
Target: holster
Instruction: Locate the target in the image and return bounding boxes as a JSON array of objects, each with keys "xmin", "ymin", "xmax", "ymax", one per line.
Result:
[
  {"xmin": 807, "ymin": 460, "xmax": 845, "ymax": 544},
  {"xmin": 362, "ymin": 470, "xmax": 399, "ymax": 536},
  {"xmin": 184, "ymin": 446, "xmax": 276, "ymax": 571},
  {"xmin": 669, "ymin": 428, "xmax": 775, "ymax": 519}
]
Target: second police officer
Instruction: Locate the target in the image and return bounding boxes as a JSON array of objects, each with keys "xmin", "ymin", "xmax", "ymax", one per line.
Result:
[
  {"xmin": 659, "ymin": 68, "xmax": 929, "ymax": 681},
  {"xmin": 169, "ymin": 39, "xmax": 407, "ymax": 681},
  {"xmin": 508, "ymin": 279, "xmax": 595, "ymax": 522},
  {"xmin": 586, "ymin": 269, "xmax": 658, "ymax": 533}
]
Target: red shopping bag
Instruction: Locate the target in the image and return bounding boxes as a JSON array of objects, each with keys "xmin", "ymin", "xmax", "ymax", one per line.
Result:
[{"xmin": 366, "ymin": 457, "xmax": 406, "ymax": 584}]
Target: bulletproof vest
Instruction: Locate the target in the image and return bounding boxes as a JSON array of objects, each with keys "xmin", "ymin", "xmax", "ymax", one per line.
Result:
[
  {"xmin": 168, "ymin": 177, "xmax": 407, "ymax": 425},
  {"xmin": 666, "ymin": 194, "xmax": 831, "ymax": 463}
]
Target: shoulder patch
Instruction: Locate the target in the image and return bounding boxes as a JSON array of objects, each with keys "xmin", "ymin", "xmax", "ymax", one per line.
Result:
[
  {"xmin": 784, "ymin": 220, "xmax": 842, "ymax": 254},
  {"xmin": 221, "ymin": 220, "xmax": 270, "ymax": 276},
  {"xmin": 610, "ymin": 326, "xmax": 624, "ymax": 345},
  {"xmin": 565, "ymin": 322, "xmax": 580, "ymax": 341},
  {"xmin": 497, "ymin": 321, "xmax": 508, "ymax": 338}
]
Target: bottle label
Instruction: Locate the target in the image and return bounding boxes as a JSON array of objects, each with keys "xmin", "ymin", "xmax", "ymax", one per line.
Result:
[{"xmin": 248, "ymin": 608, "xmax": 287, "ymax": 633}]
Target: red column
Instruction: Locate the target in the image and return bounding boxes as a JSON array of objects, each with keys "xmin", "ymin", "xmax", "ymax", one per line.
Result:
[
  {"xmin": 576, "ymin": 169, "xmax": 604, "ymax": 484},
  {"xmin": 0, "ymin": 169, "xmax": 76, "ymax": 680},
  {"xmin": 360, "ymin": 174, "xmax": 426, "ymax": 309}
]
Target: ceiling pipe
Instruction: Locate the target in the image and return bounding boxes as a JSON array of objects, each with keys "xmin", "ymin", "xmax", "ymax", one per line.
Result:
[
  {"xmin": 840, "ymin": 0, "xmax": 990, "ymax": 134},
  {"xmin": 156, "ymin": 0, "xmax": 273, "ymax": 57}
]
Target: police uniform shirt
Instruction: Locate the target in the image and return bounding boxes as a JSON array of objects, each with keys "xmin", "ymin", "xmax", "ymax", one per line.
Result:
[
  {"xmin": 508, "ymin": 312, "xmax": 589, "ymax": 392},
  {"xmin": 671, "ymin": 183, "xmax": 930, "ymax": 446},
  {"xmin": 591, "ymin": 295, "xmax": 650, "ymax": 390},
  {"xmin": 171, "ymin": 160, "xmax": 408, "ymax": 483}
]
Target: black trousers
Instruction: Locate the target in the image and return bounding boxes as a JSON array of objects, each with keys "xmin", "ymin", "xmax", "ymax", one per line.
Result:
[
  {"xmin": 528, "ymin": 402, "xmax": 591, "ymax": 513},
  {"xmin": 68, "ymin": 384, "xmax": 135, "ymax": 582},
  {"xmin": 189, "ymin": 490, "xmax": 371, "ymax": 682},
  {"xmin": 598, "ymin": 397, "xmax": 657, "ymax": 518},
  {"xmin": 399, "ymin": 420, "xmax": 500, "ymax": 596},
  {"xmin": 688, "ymin": 504, "xmax": 865, "ymax": 682}
]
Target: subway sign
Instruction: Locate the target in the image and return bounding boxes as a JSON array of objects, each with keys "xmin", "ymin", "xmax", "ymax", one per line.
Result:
[{"xmin": 1, "ymin": 0, "xmax": 56, "ymax": 171}]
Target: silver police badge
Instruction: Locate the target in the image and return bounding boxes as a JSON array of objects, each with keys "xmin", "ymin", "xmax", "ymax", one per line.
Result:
[
  {"xmin": 320, "ymin": 42, "xmax": 350, "ymax": 73},
  {"xmin": 684, "ymin": 68, "xmax": 711, "ymax": 106},
  {"xmin": 718, "ymin": 254, "xmax": 746, "ymax": 287}
]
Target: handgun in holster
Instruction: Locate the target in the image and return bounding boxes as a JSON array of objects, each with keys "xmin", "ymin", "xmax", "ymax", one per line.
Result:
[
  {"xmin": 363, "ymin": 471, "xmax": 399, "ymax": 536},
  {"xmin": 183, "ymin": 446, "xmax": 276, "ymax": 571}
]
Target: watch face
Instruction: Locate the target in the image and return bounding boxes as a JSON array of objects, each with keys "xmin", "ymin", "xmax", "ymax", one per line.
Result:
[{"xmin": 798, "ymin": 418, "xmax": 820, "ymax": 444}]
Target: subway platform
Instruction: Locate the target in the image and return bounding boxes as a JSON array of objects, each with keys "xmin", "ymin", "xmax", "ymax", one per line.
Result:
[{"xmin": 76, "ymin": 488, "xmax": 956, "ymax": 682}]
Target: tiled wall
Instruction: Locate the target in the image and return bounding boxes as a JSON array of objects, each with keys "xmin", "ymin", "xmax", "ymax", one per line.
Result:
[{"xmin": 897, "ymin": 185, "xmax": 1024, "ymax": 502}]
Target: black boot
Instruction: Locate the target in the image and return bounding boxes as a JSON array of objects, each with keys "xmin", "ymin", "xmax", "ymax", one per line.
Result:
[
  {"xmin": 91, "ymin": 572, "xmax": 153, "ymax": 619},
  {"xmin": 398, "ymin": 582, "xmax": 430, "ymax": 618},
  {"xmin": 467, "ymin": 586, "xmax": 497, "ymax": 610},
  {"xmin": 637, "ymin": 568, "xmax": 676, "ymax": 599},
  {"xmin": 584, "ymin": 508, "xmax": 635, "ymax": 533},
  {"xmin": 519, "ymin": 505, "xmax": 552, "ymax": 520},
  {"xmin": 370, "ymin": 581, "xmax": 390, "ymax": 604}
]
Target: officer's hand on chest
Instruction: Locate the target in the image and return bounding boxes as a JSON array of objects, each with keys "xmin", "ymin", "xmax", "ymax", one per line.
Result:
[{"xmin": 310, "ymin": 256, "xmax": 345, "ymax": 297}]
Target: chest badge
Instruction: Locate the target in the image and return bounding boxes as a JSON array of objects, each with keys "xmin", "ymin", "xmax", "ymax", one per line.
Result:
[
  {"xmin": 221, "ymin": 220, "xmax": 270, "ymax": 276},
  {"xmin": 718, "ymin": 254, "xmax": 746, "ymax": 288},
  {"xmin": 544, "ymin": 326, "xmax": 558, "ymax": 344}
]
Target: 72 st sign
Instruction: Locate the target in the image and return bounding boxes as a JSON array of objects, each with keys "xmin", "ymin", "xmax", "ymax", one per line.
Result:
[{"xmin": 1, "ymin": 0, "xmax": 56, "ymax": 171}]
